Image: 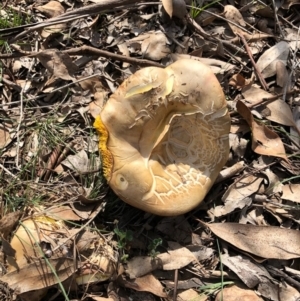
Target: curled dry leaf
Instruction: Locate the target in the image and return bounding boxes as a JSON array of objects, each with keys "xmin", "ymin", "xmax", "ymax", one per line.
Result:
[
  {"xmin": 141, "ymin": 32, "xmax": 170, "ymax": 61},
  {"xmin": 76, "ymin": 242, "xmax": 116, "ymax": 285},
  {"xmin": 5, "ymin": 211, "xmax": 116, "ymax": 298},
  {"xmin": 36, "ymin": 1, "xmax": 65, "ymax": 17},
  {"xmin": 178, "ymin": 289, "xmax": 208, "ymax": 301},
  {"xmin": 36, "ymin": 49, "xmax": 78, "ymax": 81},
  {"xmin": 118, "ymin": 273, "xmax": 167, "ymax": 298},
  {"xmin": 209, "ymin": 197, "xmax": 252, "ymax": 218},
  {"xmin": 0, "ymin": 211, "xmax": 22, "ymax": 239},
  {"xmin": 215, "ymin": 283, "xmax": 264, "ymax": 301},
  {"xmin": 263, "ymin": 168, "xmax": 283, "ymax": 195},
  {"xmin": 282, "ymin": 184, "xmax": 300, "ymax": 203},
  {"xmin": 207, "ymin": 222, "xmax": 300, "ymax": 260},
  {"xmin": 256, "ymin": 41, "xmax": 290, "ymax": 78},
  {"xmin": 36, "ymin": 1, "xmax": 66, "ymax": 38},
  {"xmin": 276, "ymin": 282, "xmax": 300, "ymax": 301},
  {"xmin": 236, "ymin": 100, "xmax": 288, "ymax": 161},
  {"xmin": 47, "ymin": 205, "xmax": 83, "ymax": 221},
  {"xmin": 126, "ymin": 242, "xmax": 197, "ymax": 278},
  {"xmin": 276, "ymin": 60, "xmax": 289, "ymax": 87},
  {"xmin": 61, "ymin": 149, "xmax": 89, "ymax": 173},
  {"xmin": 229, "ymin": 73, "xmax": 251, "ymax": 90},
  {"xmin": 162, "ymin": 0, "xmax": 173, "ymax": 18},
  {"xmin": 1, "ymin": 258, "xmax": 75, "ymax": 295},
  {"xmin": 6, "ymin": 217, "xmax": 66, "ymax": 272},
  {"xmin": 0, "ymin": 125, "xmax": 12, "ymax": 148},
  {"xmin": 209, "ymin": 173, "xmax": 263, "ymax": 217},
  {"xmin": 162, "ymin": 0, "xmax": 186, "ymax": 19},
  {"xmin": 222, "ymin": 174, "xmax": 263, "ymax": 203},
  {"xmin": 87, "ymin": 296, "xmax": 114, "ymax": 301},
  {"xmin": 266, "ymin": 99, "xmax": 296, "ymax": 127},
  {"xmin": 223, "ymin": 5, "xmax": 246, "ymax": 35},
  {"xmin": 242, "ymin": 85, "xmax": 298, "ymax": 129}
]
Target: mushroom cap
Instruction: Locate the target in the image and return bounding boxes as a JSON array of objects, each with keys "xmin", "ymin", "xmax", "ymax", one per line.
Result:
[{"xmin": 96, "ymin": 59, "xmax": 230, "ymax": 216}]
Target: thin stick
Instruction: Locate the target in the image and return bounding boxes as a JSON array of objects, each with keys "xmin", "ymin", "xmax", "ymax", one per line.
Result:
[
  {"xmin": 173, "ymin": 269, "xmax": 178, "ymax": 301},
  {"xmin": 0, "ymin": 163, "xmax": 18, "ymax": 179},
  {"xmin": 63, "ymin": 45, "xmax": 163, "ymax": 68},
  {"xmin": 0, "ymin": 46, "xmax": 163, "ymax": 68},
  {"xmin": 237, "ymin": 33, "xmax": 269, "ymax": 91}
]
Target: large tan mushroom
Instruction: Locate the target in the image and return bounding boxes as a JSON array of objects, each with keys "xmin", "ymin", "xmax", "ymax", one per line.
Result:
[{"xmin": 94, "ymin": 59, "xmax": 230, "ymax": 216}]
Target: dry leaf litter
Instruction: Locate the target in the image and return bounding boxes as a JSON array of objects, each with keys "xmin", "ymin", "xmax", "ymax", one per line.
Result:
[{"xmin": 0, "ymin": 0, "xmax": 300, "ymax": 301}]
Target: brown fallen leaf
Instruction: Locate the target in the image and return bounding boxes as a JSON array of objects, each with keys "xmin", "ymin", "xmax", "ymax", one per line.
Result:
[
  {"xmin": 0, "ymin": 210, "xmax": 22, "ymax": 238},
  {"xmin": 0, "ymin": 125, "xmax": 12, "ymax": 148},
  {"xmin": 87, "ymin": 296, "xmax": 114, "ymax": 301},
  {"xmin": 221, "ymin": 254, "xmax": 299, "ymax": 301},
  {"xmin": 241, "ymin": 85, "xmax": 271, "ymax": 107},
  {"xmin": 0, "ymin": 257, "xmax": 75, "ymax": 294},
  {"xmin": 36, "ymin": 1, "xmax": 65, "ymax": 18},
  {"xmin": 162, "ymin": 0, "xmax": 186, "ymax": 19},
  {"xmin": 1, "ymin": 236, "xmax": 16, "ymax": 258},
  {"xmin": 221, "ymin": 253, "xmax": 273, "ymax": 289},
  {"xmin": 229, "ymin": 73, "xmax": 251, "ymax": 90},
  {"xmin": 141, "ymin": 32, "xmax": 170, "ymax": 61},
  {"xmin": 61, "ymin": 149, "xmax": 100, "ymax": 173},
  {"xmin": 215, "ymin": 283, "xmax": 264, "ymax": 301},
  {"xmin": 223, "ymin": 5, "xmax": 246, "ymax": 35},
  {"xmin": 266, "ymin": 99, "xmax": 297, "ymax": 127},
  {"xmin": 178, "ymin": 288, "xmax": 208, "ymax": 301},
  {"xmin": 282, "ymin": 184, "xmax": 300, "ymax": 203},
  {"xmin": 241, "ymin": 86, "xmax": 299, "ymax": 134},
  {"xmin": 222, "ymin": 174, "xmax": 263, "ymax": 203},
  {"xmin": 36, "ymin": 1, "xmax": 66, "ymax": 38},
  {"xmin": 7, "ymin": 217, "xmax": 67, "ymax": 272},
  {"xmin": 35, "ymin": 49, "xmax": 78, "ymax": 81},
  {"xmin": 211, "ymin": 169, "xmax": 259, "ymax": 218},
  {"xmin": 162, "ymin": 0, "xmax": 173, "ymax": 18},
  {"xmin": 118, "ymin": 273, "xmax": 167, "ymax": 298},
  {"xmin": 47, "ymin": 205, "xmax": 83, "ymax": 221},
  {"xmin": 256, "ymin": 41, "xmax": 289, "ymax": 78},
  {"xmin": 276, "ymin": 282, "xmax": 300, "ymax": 301},
  {"xmin": 206, "ymin": 222, "xmax": 300, "ymax": 260},
  {"xmin": 236, "ymin": 100, "xmax": 288, "ymax": 161},
  {"xmin": 126, "ymin": 242, "xmax": 197, "ymax": 278}
]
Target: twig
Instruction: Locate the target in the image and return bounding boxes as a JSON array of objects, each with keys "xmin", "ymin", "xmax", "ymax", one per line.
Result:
[
  {"xmin": 159, "ymin": 25, "xmax": 186, "ymax": 49},
  {"xmin": 271, "ymin": 0, "xmax": 285, "ymax": 38},
  {"xmin": 186, "ymin": 14, "xmax": 247, "ymax": 56},
  {"xmin": 63, "ymin": 45, "xmax": 163, "ymax": 68},
  {"xmin": 51, "ymin": 202, "xmax": 105, "ymax": 252},
  {"xmin": 237, "ymin": 33, "xmax": 269, "ymax": 91},
  {"xmin": 0, "ymin": 163, "xmax": 18, "ymax": 180},
  {"xmin": 215, "ymin": 161, "xmax": 245, "ymax": 183},
  {"xmin": 173, "ymin": 269, "xmax": 178, "ymax": 301},
  {"xmin": 266, "ymin": 264, "xmax": 300, "ymax": 292},
  {"xmin": 0, "ymin": 46, "xmax": 163, "ymax": 68}
]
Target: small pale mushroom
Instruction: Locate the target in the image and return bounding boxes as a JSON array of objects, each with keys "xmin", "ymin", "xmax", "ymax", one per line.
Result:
[{"xmin": 94, "ymin": 59, "xmax": 230, "ymax": 216}]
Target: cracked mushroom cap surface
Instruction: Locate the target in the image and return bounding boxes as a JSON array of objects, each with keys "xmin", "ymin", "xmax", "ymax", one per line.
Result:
[{"xmin": 95, "ymin": 59, "xmax": 230, "ymax": 216}]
